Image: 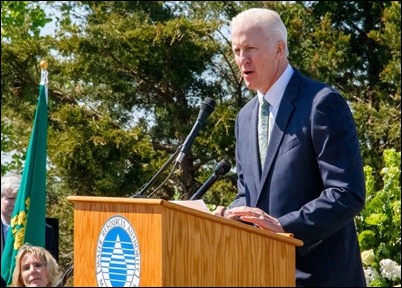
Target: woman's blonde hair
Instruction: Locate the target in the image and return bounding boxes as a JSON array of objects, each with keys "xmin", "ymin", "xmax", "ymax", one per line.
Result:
[{"xmin": 12, "ymin": 243, "xmax": 62, "ymax": 287}]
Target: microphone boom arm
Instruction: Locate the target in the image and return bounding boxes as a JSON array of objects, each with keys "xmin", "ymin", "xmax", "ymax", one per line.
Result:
[
  {"xmin": 130, "ymin": 97, "xmax": 215, "ymax": 198},
  {"xmin": 130, "ymin": 148, "xmax": 181, "ymax": 198}
]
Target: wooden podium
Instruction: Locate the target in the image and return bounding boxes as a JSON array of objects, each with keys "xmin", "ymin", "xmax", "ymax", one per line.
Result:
[{"xmin": 67, "ymin": 196, "xmax": 303, "ymax": 287}]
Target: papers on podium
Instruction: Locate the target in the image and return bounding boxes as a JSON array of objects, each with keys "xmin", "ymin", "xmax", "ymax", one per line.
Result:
[{"xmin": 169, "ymin": 199, "xmax": 211, "ymax": 213}]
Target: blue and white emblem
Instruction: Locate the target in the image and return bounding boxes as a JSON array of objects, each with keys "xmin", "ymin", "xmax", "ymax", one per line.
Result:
[{"xmin": 96, "ymin": 215, "xmax": 140, "ymax": 287}]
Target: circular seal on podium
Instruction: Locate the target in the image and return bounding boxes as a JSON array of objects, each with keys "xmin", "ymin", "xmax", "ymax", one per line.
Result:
[{"xmin": 96, "ymin": 215, "xmax": 141, "ymax": 287}]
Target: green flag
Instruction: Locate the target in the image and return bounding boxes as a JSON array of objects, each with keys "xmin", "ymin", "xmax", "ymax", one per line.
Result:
[{"xmin": 1, "ymin": 71, "xmax": 48, "ymax": 286}]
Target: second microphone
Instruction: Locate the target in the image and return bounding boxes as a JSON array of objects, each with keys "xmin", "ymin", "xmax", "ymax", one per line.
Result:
[{"xmin": 190, "ymin": 159, "xmax": 232, "ymax": 200}]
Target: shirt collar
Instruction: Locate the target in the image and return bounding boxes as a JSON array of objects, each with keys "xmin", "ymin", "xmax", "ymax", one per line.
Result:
[
  {"xmin": 258, "ymin": 64, "xmax": 294, "ymax": 110},
  {"xmin": 1, "ymin": 218, "xmax": 10, "ymax": 231}
]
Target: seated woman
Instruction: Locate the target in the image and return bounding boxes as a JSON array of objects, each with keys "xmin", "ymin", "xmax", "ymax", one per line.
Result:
[{"xmin": 12, "ymin": 243, "xmax": 62, "ymax": 287}]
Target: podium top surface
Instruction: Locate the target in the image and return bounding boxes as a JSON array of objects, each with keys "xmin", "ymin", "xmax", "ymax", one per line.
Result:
[{"xmin": 67, "ymin": 195, "xmax": 303, "ymax": 247}]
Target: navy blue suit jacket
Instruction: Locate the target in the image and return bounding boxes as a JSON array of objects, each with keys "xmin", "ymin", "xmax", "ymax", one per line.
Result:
[{"xmin": 230, "ymin": 69, "xmax": 366, "ymax": 286}]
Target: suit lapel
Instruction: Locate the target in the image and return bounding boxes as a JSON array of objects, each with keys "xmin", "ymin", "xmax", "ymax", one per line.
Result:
[
  {"xmin": 1, "ymin": 222, "xmax": 4, "ymax": 254},
  {"xmin": 249, "ymin": 99, "xmax": 261, "ymax": 193},
  {"xmin": 254, "ymin": 71, "xmax": 303, "ymax": 206}
]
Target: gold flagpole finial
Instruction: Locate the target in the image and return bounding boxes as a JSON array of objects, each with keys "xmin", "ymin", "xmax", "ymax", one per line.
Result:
[
  {"xmin": 40, "ymin": 60, "xmax": 48, "ymax": 70},
  {"xmin": 39, "ymin": 60, "xmax": 48, "ymax": 87}
]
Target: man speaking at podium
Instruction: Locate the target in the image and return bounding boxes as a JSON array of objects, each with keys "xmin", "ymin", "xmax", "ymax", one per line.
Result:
[{"xmin": 213, "ymin": 8, "xmax": 366, "ymax": 287}]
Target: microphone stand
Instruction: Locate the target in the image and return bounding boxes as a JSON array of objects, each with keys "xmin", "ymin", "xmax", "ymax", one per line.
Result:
[{"xmin": 130, "ymin": 147, "xmax": 181, "ymax": 198}]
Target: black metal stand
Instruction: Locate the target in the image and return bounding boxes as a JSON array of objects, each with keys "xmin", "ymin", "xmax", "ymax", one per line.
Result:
[{"xmin": 129, "ymin": 148, "xmax": 181, "ymax": 198}]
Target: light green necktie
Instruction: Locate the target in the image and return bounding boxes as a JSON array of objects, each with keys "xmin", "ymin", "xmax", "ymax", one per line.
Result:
[{"xmin": 258, "ymin": 99, "xmax": 269, "ymax": 168}]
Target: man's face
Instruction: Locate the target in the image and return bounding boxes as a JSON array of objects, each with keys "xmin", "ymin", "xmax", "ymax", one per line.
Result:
[
  {"xmin": 231, "ymin": 23, "xmax": 281, "ymax": 94},
  {"xmin": 1, "ymin": 189, "xmax": 17, "ymax": 223}
]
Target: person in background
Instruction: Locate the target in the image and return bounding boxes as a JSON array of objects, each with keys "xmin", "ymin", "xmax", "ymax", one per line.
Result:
[
  {"xmin": 213, "ymin": 8, "xmax": 366, "ymax": 286},
  {"xmin": 1, "ymin": 173, "xmax": 58, "ymax": 286},
  {"xmin": 12, "ymin": 243, "xmax": 62, "ymax": 287}
]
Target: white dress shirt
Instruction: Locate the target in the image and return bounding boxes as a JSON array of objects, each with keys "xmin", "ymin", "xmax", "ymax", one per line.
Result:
[{"xmin": 257, "ymin": 64, "xmax": 294, "ymax": 145}]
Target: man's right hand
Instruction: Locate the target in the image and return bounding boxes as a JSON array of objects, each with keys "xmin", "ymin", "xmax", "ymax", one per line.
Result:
[
  {"xmin": 211, "ymin": 205, "xmax": 226, "ymax": 217},
  {"xmin": 212, "ymin": 206, "xmax": 241, "ymax": 221}
]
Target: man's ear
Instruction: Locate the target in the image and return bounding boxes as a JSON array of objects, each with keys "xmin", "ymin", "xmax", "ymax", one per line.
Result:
[{"xmin": 276, "ymin": 41, "xmax": 286, "ymax": 57}]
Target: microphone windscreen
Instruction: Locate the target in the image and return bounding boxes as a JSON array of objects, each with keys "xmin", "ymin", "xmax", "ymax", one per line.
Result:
[
  {"xmin": 215, "ymin": 159, "xmax": 231, "ymax": 176},
  {"xmin": 198, "ymin": 97, "xmax": 216, "ymax": 120}
]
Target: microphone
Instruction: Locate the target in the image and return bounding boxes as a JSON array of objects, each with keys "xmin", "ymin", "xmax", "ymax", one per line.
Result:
[
  {"xmin": 190, "ymin": 159, "xmax": 231, "ymax": 200},
  {"xmin": 175, "ymin": 97, "xmax": 216, "ymax": 166}
]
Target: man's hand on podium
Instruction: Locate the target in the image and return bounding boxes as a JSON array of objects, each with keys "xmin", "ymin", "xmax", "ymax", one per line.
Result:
[
  {"xmin": 211, "ymin": 205, "xmax": 240, "ymax": 221},
  {"xmin": 212, "ymin": 205, "xmax": 285, "ymax": 233}
]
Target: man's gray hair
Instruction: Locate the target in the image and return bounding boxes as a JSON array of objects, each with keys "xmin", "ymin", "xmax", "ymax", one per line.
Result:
[
  {"xmin": 1, "ymin": 173, "xmax": 22, "ymax": 197},
  {"xmin": 231, "ymin": 8, "xmax": 289, "ymax": 57}
]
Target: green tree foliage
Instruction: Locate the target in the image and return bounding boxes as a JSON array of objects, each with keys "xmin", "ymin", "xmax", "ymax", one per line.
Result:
[
  {"xmin": 301, "ymin": 1, "xmax": 401, "ymax": 176},
  {"xmin": 1, "ymin": 1, "xmax": 52, "ymax": 40},
  {"xmin": 1, "ymin": 1, "xmax": 401, "ymax": 279}
]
